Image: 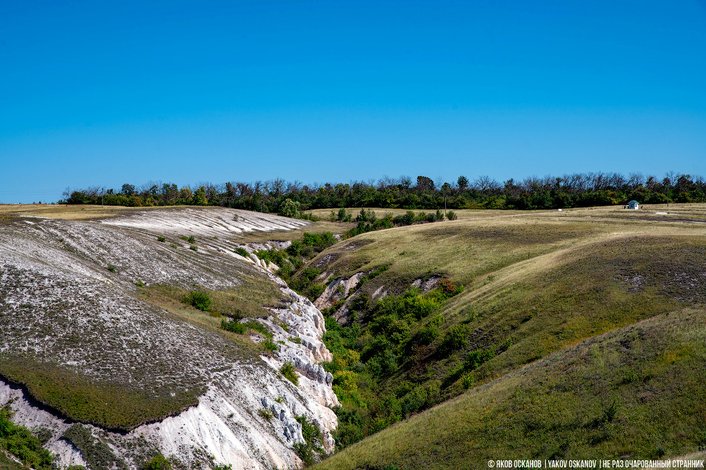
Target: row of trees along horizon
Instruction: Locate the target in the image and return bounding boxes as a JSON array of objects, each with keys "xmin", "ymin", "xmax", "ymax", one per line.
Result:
[{"xmin": 61, "ymin": 172, "xmax": 706, "ymax": 213}]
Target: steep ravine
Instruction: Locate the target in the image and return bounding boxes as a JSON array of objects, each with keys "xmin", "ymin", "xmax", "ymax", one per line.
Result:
[{"xmin": 0, "ymin": 209, "xmax": 339, "ymax": 469}]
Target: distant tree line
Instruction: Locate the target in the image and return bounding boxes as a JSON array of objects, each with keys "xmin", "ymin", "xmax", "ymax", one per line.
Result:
[{"xmin": 61, "ymin": 172, "xmax": 706, "ymax": 212}]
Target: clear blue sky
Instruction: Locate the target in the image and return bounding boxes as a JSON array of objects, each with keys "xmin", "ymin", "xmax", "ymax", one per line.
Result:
[{"xmin": 1, "ymin": 0, "xmax": 705, "ymax": 203}]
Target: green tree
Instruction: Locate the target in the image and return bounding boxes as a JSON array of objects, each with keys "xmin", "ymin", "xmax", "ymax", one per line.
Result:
[
  {"xmin": 280, "ymin": 198, "xmax": 301, "ymax": 218},
  {"xmin": 416, "ymin": 175, "xmax": 435, "ymax": 191},
  {"xmin": 192, "ymin": 186, "xmax": 208, "ymax": 205},
  {"xmin": 457, "ymin": 175, "xmax": 469, "ymax": 191}
]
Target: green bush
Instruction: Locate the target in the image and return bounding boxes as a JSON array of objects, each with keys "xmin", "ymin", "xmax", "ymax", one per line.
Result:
[
  {"xmin": 183, "ymin": 290, "xmax": 212, "ymax": 311},
  {"xmin": 446, "ymin": 210, "xmax": 458, "ymax": 220},
  {"xmin": 263, "ymin": 339, "xmax": 279, "ymax": 352},
  {"xmin": 242, "ymin": 320, "xmax": 272, "ymax": 338},
  {"xmin": 142, "ymin": 453, "xmax": 172, "ymax": 470},
  {"xmin": 233, "ymin": 247, "xmax": 249, "ymax": 257},
  {"xmin": 157, "ymin": 235, "xmax": 166, "ymax": 242},
  {"xmin": 413, "ymin": 326, "xmax": 439, "ymax": 345},
  {"xmin": 355, "ymin": 208, "xmax": 377, "ymax": 223},
  {"xmin": 221, "ymin": 319, "xmax": 246, "ymax": 334},
  {"xmin": 306, "ymin": 283, "xmax": 326, "ymax": 300},
  {"xmin": 255, "ymin": 249, "xmax": 289, "ymax": 267},
  {"xmin": 334, "ymin": 207, "xmax": 352, "ymax": 222},
  {"xmin": 294, "ymin": 415, "xmax": 323, "ymax": 465},
  {"xmin": 393, "ymin": 211, "xmax": 416, "ymax": 226},
  {"xmin": 437, "ymin": 325, "xmax": 469, "ymax": 357},
  {"xmin": 0, "ymin": 407, "xmax": 54, "ymax": 469},
  {"xmin": 280, "ymin": 362, "xmax": 299, "ymax": 385},
  {"xmin": 279, "ymin": 198, "xmax": 301, "ymax": 218},
  {"xmin": 400, "ymin": 381, "xmax": 441, "ymax": 417}
]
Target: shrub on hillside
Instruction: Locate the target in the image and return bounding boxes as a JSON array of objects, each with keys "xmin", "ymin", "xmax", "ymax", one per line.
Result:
[
  {"xmin": 393, "ymin": 211, "xmax": 416, "ymax": 226},
  {"xmin": 463, "ymin": 348, "xmax": 495, "ymax": 372},
  {"xmin": 333, "ymin": 207, "xmax": 352, "ymax": 222},
  {"xmin": 437, "ymin": 325, "xmax": 470, "ymax": 357},
  {"xmin": 438, "ymin": 278, "xmax": 463, "ymax": 297},
  {"xmin": 280, "ymin": 362, "xmax": 299, "ymax": 385},
  {"xmin": 233, "ymin": 247, "xmax": 249, "ymax": 257},
  {"xmin": 183, "ymin": 290, "xmax": 212, "ymax": 312},
  {"xmin": 142, "ymin": 454, "xmax": 172, "ymax": 470},
  {"xmin": 293, "ymin": 415, "xmax": 323, "ymax": 465},
  {"xmin": 220, "ymin": 319, "xmax": 246, "ymax": 334},
  {"xmin": 412, "ymin": 326, "xmax": 439, "ymax": 346}
]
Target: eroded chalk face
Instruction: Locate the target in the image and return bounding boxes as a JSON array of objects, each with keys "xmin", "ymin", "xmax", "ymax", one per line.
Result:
[{"xmin": 0, "ymin": 208, "xmax": 337, "ymax": 469}]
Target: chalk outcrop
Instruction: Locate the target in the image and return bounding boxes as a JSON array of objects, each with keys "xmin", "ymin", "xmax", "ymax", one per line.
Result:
[{"xmin": 0, "ymin": 208, "xmax": 337, "ymax": 469}]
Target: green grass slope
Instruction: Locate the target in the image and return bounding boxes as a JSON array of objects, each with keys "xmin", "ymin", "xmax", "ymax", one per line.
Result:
[
  {"xmin": 302, "ymin": 205, "xmax": 706, "ymax": 466},
  {"xmin": 316, "ymin": 308, "xmax": 706, "ymax": 469}
]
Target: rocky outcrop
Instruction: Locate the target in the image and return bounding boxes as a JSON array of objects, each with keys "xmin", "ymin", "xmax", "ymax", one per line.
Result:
[
  {"xmin": 314, "ymin": 273, "xmax": 364, "ymax": 311},
  {"xmin": 411, "ymin": 275, "xmax": 442, "ymax": 292},
  {"xmin": 0, "ymin": 208, "xmax": 338, "ymax": 469}
]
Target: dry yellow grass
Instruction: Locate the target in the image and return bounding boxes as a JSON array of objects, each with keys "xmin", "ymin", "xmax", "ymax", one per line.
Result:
[{"xmin": 0, "ymin": 204, "xmax": 159, "ymax": 220}]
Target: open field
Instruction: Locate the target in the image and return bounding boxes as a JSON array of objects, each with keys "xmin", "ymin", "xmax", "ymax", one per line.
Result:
[
  {"xmin": 306, "ymin": 203, "xmax": 706, "ymax": 224},
  {"xmin": 0, "ymin": 204, "xmax": 164, "ymax": 220},
  {"xmin": 304, "ymin": 203, "xmax": 706, "ymax": 468}
]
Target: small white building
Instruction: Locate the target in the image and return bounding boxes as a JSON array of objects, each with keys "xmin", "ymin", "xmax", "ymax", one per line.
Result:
[{"xmin": 626, "ymin": 200, "xmax": 640, "ymax": 210}]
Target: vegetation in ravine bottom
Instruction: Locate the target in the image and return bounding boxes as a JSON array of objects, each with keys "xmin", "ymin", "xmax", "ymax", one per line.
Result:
[
  {"xmin": 253, "ymin": 231, "xmax": 337, "ymax": 299},
  {"xmin": 321, "ymin": 284, "xmax": 463, "ymax": 448},
  {"xmin": 0, "ymin": 406, "xmax": 53, "ymax": 469}
]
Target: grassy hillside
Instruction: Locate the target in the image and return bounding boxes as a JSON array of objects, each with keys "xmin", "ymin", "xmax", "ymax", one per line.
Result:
[
  {"xmin": 316, "ymin": 309, "xmax": 706, "ymax": 469},
  {"xmin": 300, "ymin": 204, "xmax": 706, "ymax": 466}
]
